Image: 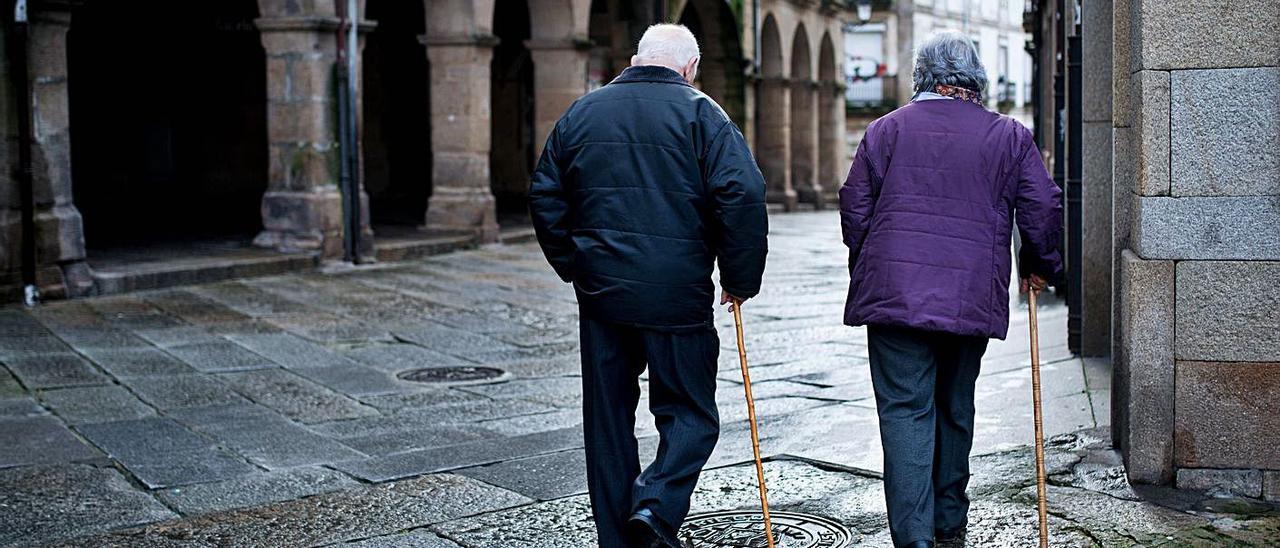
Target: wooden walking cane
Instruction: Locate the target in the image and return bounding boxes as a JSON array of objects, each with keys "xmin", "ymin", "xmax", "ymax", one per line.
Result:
[
  {"xmin": 732, "ymin": 300, "xmax": 776, "ymax": 548},
  {"xmin": 1028, "ymin": 288, "xmax": 1049, "ymax": 548}
]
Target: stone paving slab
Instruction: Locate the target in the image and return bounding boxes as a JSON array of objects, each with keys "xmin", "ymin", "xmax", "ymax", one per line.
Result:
[
  {"xmin": 455, "ymin": 448, "xmax": 592, "ymax": 502},
  {"xmin": 189, "ymin": 281, "xmax": 320, "ymax": 316},
  {"xmin": 390, "ymin": 324, "xmax": 518, "ymax": 361},
  {"xmin": 456, "ymin": 377, "xmax": 583, "ymax": 409},
  {"xmin": 263, "ymin": 311, "xmax": 394, "ymax": 345},
  {"xmin": 0, "ymin": 397, "xmax": 46, "ymax": 418},
  {"xmin": 217, "ymin": 368, "xmax": 378, "ymax": 423},
  {"xmin": 143, "ymin": 290, "xmax": 253, "ymax": 325},
  {"xmin": 2, "ymin": 353, "xmax": 110, "ymax": 389},
  {"xmin": 361, "ymin": 395, "xmax": 556, "ymax": 423},
  {"xmin": 51, "ymin": 327, "xmax": 153, "ymax": 350},
  {"xmin": 339, "ymin": 530, "xmax": 463, "ymax": 547},
  {"xmin": 132, "ymin": 325, "xmax": 226, "ymax": 347},
  {"xmin": 355, "ymin": 390, "xmax": 556, "ymax": 422},
  {"xmin": 0, "ymin": 463, "xmax": 177, "ymax": 547},
  {"xmin": 78, "ymin": 347, "xmax": 197, "ymax": 378},
  {"xmin": 342, "ymin": 343, "xmax": 471, "ymax": 372},
  {"xmin": 167, "ymin": 403, "xmax": 365, "ymax": 469},
  {"xmin": 38, "ymin": 384, "xmax": 156, "ymax": 424},
  {"xmin": 332, "ymin": 426, "xmax": 584, "ymax": 483},
  {"xmin": 154, "ymin": 466, "xmax": 359, "ymax": 516},
  {"xmin": 51, "ymin": 474, "xmax": 532, "ymax": 548},
  {"xmin": 0, "ymin": 335, "xmax": 72, "ymax": 358},
  {"xmin": 0, "ymin": 416, "xmax": 100, "ymax": 467},
  {"xmin": 75, "ymin": 417, "xmax": 257, "ymax": 488},
  {"xmin": 304, "ymin": 363, "xmax": 415, "ymax": 396},
  {"xmin": 225, "ymin": 332, "xmax": 362, "ymax": 370},
  {"xmin": 476, "ymin": 407, "xmax": 583, "ymax": 436},
  {"xmin": 0, "ymin": 367, "xmax": 26, "ymax": 399},
  {"xmin": 124, "ymin": 373, "xmax": 249, "ymax": 410},
  {"xmin": 334, "ymin": 422, "xmax": 501, "ymax": 457},
  {"xmin": 164, "ymin": 341, "xmax": 277, "ymax": 373},
  {"xmin": 491, "ymin": 356, "xmax": 580, "ymax": 379}
]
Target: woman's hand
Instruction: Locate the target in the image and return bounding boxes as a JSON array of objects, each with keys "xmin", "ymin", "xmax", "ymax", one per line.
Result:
[{"xmin": 1020, "ymin": 274, "xmax": 1048, "ymax": 295}]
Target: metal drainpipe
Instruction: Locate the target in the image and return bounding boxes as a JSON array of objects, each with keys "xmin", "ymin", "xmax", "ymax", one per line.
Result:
[
  {"xmin": 335, "ymin": 0, "xmax": 362, "ymax": 263},
  {"xmin": 10, "ymin": 0, "xmax": 38, "ymax": 306}
]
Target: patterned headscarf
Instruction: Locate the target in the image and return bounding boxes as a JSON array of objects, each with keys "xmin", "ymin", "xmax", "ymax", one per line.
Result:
[{"xmin": 934, "ymin": 84, "xmax": 983, "ymax": 106}]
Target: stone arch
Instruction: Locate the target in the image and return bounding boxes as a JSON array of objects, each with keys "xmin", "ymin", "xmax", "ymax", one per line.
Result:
[
  {"xmin": 756, "ymin": 13, "xmax": 794, "ymax": 209},
  {"xmin": 818, "ymin": 30, "xmax": 841, "ymax": 197},
  {"xmin": 679, "ymin": 0, "xmax": 746, "ymax": 127},
  {"xmin": 789, "ymin": 22, "xmax": 820, "ymax": 207}
]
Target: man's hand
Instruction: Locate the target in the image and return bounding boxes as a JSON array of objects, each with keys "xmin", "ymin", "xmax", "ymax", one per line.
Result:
[
  {"xmin": 1020, "ymin": 274, "xmax": 1048, "ymax": 295},
  {"xmin": 721, "ymin": 291, "xmax": 747, "ymax": 312}
]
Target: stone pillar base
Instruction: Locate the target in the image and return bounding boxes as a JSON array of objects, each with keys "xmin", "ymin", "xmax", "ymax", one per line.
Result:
[
  {"xmin": 424, "ymin": 187, "xmax": 499, "ymax": 243},
  {"xmin": 767, "ymin": 188, "xmax": 799, "ymax": 212},
  {"xmin": 796, "ymin": 185, "xmax": 825, "ymax": 210},
  {"xmin": 254, "ymin": 190, "xmax": 345, "ymax": 257}
]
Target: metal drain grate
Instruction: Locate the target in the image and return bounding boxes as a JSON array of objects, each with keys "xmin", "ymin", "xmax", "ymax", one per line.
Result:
[
  {"xmin": 681, "ymin": 510, "xmax": 854, "ymax": 547},
  {"xmin": 397, "ymin": 366, "xmax": 506, "ymax": 384}
]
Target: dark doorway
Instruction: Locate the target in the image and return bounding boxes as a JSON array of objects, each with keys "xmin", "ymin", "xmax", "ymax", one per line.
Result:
[
  {"xmin": 363, "ymin": 0, "xmax": 432, "ymax": 227},
  {"xmin": 490, "ymin": 0, "xmax": 535, "ymax": 217},
  {"xmin": 68, "ymin": 1, "xmax": 267, "ymax": 248}
]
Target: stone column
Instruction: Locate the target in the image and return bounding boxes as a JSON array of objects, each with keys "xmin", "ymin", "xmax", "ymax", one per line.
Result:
[
  {"xmin": 790, "ymin": 79, "xmax": 822, "ymax": 209},
  {"xmin": 422, "ymin": 34, "xmax": 499, "ymax": 242},
  {"xmin": 757, "ymin": 76, "xmax": 795, "ymax": 210},
  {"xmin": 527, "ymin": 38, "xmax": 590, "ymax": 161},
  {"xmin": 893, "ymin": 0, "xmax": 915, "ymax": 106},
  {"xmin": 26, "ymin": 3, "xmax": 90, "ymax": 297},
  {"xmin": 819, "ymin": 81, "xmax": 846, "ymax": 195},
  {"xmin": 254, "ymin": 16, "xmax": 373, "ymax": 258},
  {"xmin": 1113, "ymin": 0, "xmax": 1280, "ymax": 491},
  {"xmin": 1080, "ymin": 0, "xmax": 1113, "ymax": 357}
]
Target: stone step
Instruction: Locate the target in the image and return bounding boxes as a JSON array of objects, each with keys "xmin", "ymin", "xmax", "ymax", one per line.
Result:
[
  {"xmin": 372, "ymin": 233, "xmax": 478, "ymax": 263},
  {"xmin": 91, "ymin": 249, "xmax": 318, "ymax": 296}
]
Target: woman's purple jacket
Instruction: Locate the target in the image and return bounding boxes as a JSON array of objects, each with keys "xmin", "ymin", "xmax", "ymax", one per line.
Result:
[{"xmin": 840, "ymin": 99, "xmax": 1064, "ymax": 340}]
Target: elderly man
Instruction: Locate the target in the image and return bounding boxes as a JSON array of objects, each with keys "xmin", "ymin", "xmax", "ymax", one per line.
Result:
[
  {"xmin": 839, "ymin": 32, "xmax": 1063, "ymax": 548},
  {"xmin": 529, "ymin": 24, "xmax": 768, "ymax": 548}
]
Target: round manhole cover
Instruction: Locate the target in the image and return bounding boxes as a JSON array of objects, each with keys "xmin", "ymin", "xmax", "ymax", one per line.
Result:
[
  {"xmin": 397, "ymin": 366, "xmax": 506, "ymax": 384},
  {"xmin": 682, "ymin": 510, "xmax": 854, "ymax": 547}
]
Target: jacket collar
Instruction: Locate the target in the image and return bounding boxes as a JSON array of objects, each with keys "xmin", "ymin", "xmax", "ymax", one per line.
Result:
[{"xmin": 609, "ymin": 65, "xmax": 693, "ymax": 87}]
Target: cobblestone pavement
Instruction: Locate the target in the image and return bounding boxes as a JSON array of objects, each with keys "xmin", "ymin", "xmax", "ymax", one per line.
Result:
[{"xmin": 2, "ymin": 212, "xmax": 1276, "ymax": 547}]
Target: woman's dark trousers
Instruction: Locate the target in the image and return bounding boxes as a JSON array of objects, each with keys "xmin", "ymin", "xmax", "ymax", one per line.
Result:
[
  {"xmin": 867, "ymin": 324, "xmax": 989, "ymax": 547},
  {"xmin": 580, "ymin": 313, "xmax": 721, "ymax": 548}
]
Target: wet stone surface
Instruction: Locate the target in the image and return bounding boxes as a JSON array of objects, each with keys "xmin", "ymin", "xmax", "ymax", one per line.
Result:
[{"xmin": 1, "ymin": 212, "xmax": 1277, "ymax": 546}]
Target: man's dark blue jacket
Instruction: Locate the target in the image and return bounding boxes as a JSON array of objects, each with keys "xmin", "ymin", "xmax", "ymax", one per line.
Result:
[{"xmin": 529, "ymin": 65, "xmax": 769, "ymax": 331}]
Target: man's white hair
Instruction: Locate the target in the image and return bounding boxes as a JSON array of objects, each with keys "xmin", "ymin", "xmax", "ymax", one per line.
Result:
[{"xmin": 635, "ymin": 24, "xmax": 701, "ymax": 67}]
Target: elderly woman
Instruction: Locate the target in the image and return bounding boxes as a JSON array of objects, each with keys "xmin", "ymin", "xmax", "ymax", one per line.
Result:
[{"xmin": 839, "ymin": 31, "xmax": 1063, "ymax": 548}]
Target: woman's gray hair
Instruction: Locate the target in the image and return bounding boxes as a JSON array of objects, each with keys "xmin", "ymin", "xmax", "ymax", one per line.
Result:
[{"xmin": 912, "ymin": 31, "xmax": 987, "ymax": 95}]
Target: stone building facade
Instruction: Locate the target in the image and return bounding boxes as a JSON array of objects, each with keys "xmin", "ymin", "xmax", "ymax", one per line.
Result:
[
  {"xmin": 0, "ymin": 0, "xmax": 852, "ymax": 301},
  {"xmin": 1025, "ymin": 0, "xmax": 1280, "ymax": 497}
]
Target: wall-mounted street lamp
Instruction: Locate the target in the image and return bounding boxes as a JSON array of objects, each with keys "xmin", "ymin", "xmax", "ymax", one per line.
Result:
[{"xmin": 854, "ymin": 0, "xmax": 873, "ymax": 23}]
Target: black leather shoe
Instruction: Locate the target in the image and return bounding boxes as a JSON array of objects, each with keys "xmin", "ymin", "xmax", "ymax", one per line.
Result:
[
  {"xmin": 627, "ymin": 510, "xmax": 675, "ymax": 548},
  {"xmin": 936, "ymin": 526, "xmax": 967, "ymax": 547},
  {"xmin": 625, "ymin": 517, "xmax": 662, "ymax": 548}
]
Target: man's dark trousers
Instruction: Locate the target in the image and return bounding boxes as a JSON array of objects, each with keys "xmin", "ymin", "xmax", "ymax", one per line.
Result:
[
  {"xmin": 580, "ymin": 312, "xmax": 721, "ymax": 548},
  {"xmin": 867, "ymin": 324, "xmax": 989, "ymax": 547}
]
